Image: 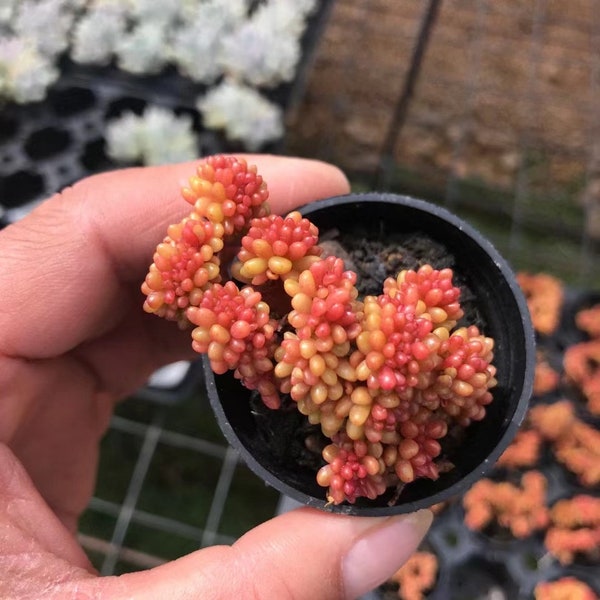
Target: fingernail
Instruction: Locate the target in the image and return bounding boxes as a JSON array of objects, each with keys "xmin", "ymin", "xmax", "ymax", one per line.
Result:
[{"xmin": 342, "ymin": 509, "xmax": 433, "ymax": 600}]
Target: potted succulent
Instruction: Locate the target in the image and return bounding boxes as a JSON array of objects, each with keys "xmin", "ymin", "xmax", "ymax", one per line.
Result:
[{"xmin": 142, "ymin": 155, "xmax": 535, "ymax": 515}]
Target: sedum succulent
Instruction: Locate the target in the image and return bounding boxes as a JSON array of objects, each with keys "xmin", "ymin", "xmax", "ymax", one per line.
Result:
[
  {"xmin": 142, "ymin": 156, "xmax": 498, "ymax": 505},
  {"xmin": 197, "ymin": 79, "xmax": 284, "ymax": 150},
  {"xmin": 0, "ymin": 36, "xmax": 59, "ymax": 103}
]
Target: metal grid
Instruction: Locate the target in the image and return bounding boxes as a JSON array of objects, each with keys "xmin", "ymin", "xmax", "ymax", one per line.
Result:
[
  {"xmin": 287, "ymin": 0, "xmax": 600, "ymax": 287},
  {"xmin": 78, "ymin": 381, "xmax": 251, "ymax": 574}
]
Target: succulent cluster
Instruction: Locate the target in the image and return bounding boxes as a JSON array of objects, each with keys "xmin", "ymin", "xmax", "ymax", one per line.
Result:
[
  {"xmin": 143, "ymin": 155, "xmax": 498, "ymax": 505},
  {"xmin": 516, "ymin": 272, "xmax": 564, "ymax": 336},
  {"xmin": 534, "ymin": 577, "xmax": 598, "ymax": 600},
  {"xmin": 466, "ymin": 398, "xmax": 600, "ymax": 549},
  {"xmin": 564, "ymin": 340, "xmax": 600, "ymax": 416},
  {"xmin": 463, "ymin": 470, "xmax": 550, "ymax": 538},
  {"xmin": 389, "ymin": 551, "xmax": 438, "ymax": 600},
  {"xmin": 545, "ymin": 495, "xmax": 600, "ymax": 565},
  {"xmin": 529, "ymin": 400, "xmax": 600, "ymax": 488},
  {"xmin": 105, "ymin": 106, "xmax": 198, "ymax": 166}
]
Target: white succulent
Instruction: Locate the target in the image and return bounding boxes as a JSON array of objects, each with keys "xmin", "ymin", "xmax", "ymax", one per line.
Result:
[
  {"xmin": 219, "ymin": 19, "xmax": 300, "ymax": 87},
  {"xmin": 106, "ymin": 106, "xmax": 198, "ymax": 166},
  {"xmin": 0, "ymin": 36, "xmax": 59, "ymax": 103},
  {"xmin": 197, "ymin": 79, "xmax": 283, "ymax": 150},
  {"xmin": 219, "ymin": 0, "xmax": 317, "ymax": 87},
  {"xmin": 176, "ymin": 0, "xmax": 214, "ymax": 22},
  {"xmin": 105, "ymin": 111, "xmax": 144, "ymax": 163},
  {"xmin": 169, "ymin": 0, "xmax": 248, "ymax": 83},
  {"xmin": 116, "ymin": 21, "xmax": 168, "ymax": 74},
  {"xmin": 70, "ymin": 4, "xmax": 128, "ymax": 65},
  {"xmin": 141, "ymin": 106, "xmax": 198, "ymax": 165},
  {"xmin": 0, "ymin": 0, "xmax": 18, "ymax": 27},
  {"xmin": 253, "ymin": 0, "xmax": 317, "ymax": 36},
  {"xmin": 90, "ymin": 0, "xmax": 132, "ymax": 9},
  {"xmin": 14, "ymin": 0, "xmax": 76, "ymax": 57},
  {"xmin": 129, "ymin": 0, "xmax": 183, "ymax": 25}
]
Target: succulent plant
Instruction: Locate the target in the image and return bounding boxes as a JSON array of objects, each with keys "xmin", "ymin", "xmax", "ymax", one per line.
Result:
[
  {"xmin": 143, "ymin": 155, "xmax": 499, "ymax": 505},
  {"xmin": 463, "ymin": 470, "xmax": 550, "ymax": 538},
  {"xmin": 105, "ymin": 106, "xmax": 198, "ymax": 166}
]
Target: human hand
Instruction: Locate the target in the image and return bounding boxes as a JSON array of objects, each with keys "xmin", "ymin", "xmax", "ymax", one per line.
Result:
[{"xmin": 0, "ymin": 155, "xmax": 432, "ymax": 599}]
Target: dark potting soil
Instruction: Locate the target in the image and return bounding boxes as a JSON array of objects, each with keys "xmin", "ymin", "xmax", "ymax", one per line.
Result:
[{"xmin": 329, "ymin": 227, "xmax": 485, "ymax": 331}]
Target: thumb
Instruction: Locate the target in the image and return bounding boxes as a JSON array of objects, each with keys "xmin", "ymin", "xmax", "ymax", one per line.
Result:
[{"xmin": 103, "ymin": 507, "xmax": 433, "ymax": 600}]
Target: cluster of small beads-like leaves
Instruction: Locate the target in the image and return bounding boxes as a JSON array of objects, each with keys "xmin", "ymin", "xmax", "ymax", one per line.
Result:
[
  {"xmin": 181, "ymin": 154, "xmax": 270, "ymax": 236},
  {"xmin": 545, "ymin": 495, "xmax": 600, "ymax": 565},
  {"xmin": 390, "ymin": 551, "xmax": 438, "ymax": 600},
  {"xmin": 143, "ymin": 156, "xmax": 498, "ymax": 505},
  {"xmin": 142, "ymin": 217, "xmax": 223, "ymax": 322},
  {"xmin": 187, "ymin": 281, "xmax": 280, "ymax": 409},
  {"xmin": 313, "ymin": 266, "xmax": 496, "ymax": 503},
  {"xmin": 236, "ymin": 211, "xmax": 321, "ymax": 284}
]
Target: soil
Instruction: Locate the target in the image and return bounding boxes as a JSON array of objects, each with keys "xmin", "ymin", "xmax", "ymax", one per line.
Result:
[{"xmin": 323, "ymin": 226, "xmax": 485, "ymax": 330}]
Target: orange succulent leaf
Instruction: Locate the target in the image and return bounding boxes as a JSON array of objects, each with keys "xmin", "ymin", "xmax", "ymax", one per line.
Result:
[
  {"xmin": 528, "ymin": 401, "xmax": 576, "ymax": 442},
  {"xmin": 544, "ymin": 496, "xmax": 600, "ymax": 565},
  {"xmin": 563, "ymin": 340, "xmax": 600, "ymax": 416},
  {"xmin": 497, "ymin": 428, "xmax": 542, "ymax": 469},
  {"xmin": 528, "ymin": 401, "xmax": 600, "ymax": 487},
  {"xmin": 389, "ymin": 551, "xmax": 438, "ymax": 600}
]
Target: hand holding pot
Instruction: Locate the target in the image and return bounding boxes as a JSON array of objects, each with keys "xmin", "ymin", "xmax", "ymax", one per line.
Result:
[{"xmin": 0, "ymin": 156, "xmax": 432, "ymax": 599}]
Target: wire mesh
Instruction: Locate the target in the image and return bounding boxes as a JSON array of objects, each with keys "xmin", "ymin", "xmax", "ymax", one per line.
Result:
[{"xmin": 287, "ymin": 0, "xmax": 600, "ymax": 287}]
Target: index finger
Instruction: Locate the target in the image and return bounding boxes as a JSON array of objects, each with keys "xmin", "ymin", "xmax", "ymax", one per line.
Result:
[{"xmin": 0, "ymin": 155, "xmax": 350, "ymax": 358}]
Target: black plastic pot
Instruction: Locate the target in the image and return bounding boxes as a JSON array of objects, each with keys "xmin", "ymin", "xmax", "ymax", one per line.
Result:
[{"xmin": 204, "ymin": 193, "xmax": 536, "ymax": 516}]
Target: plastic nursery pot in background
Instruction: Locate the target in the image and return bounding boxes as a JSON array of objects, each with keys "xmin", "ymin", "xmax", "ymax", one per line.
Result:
[{"xmin": 204, "ymin": 192, "xmax": 536, "ymax": 516}]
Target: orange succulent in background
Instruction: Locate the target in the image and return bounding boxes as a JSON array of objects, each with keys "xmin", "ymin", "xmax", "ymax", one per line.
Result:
[
  {"xmin": 516, "ymin": 272, "xmax": 564, "ymax": 336},
  {"xmin": 553, "ymin": 420, "xmax": 600, "ymax": 488},
  {"xmin": 528, "ymin": 400, "xmax": 600, "ymax": 487},
  {"xmin": 496, "ymin": 428, "xmax": 542, "ymax": 469},
  {"xmin": 576, "ymin": 303, "xmax": 600, "ymax": 339},
  {"xmin": 564, "ymin": 340, "xmax": 600, "ymax": 416},
  {"xmin": 528, "ymin": 400, "xmax": 575, "ymax": 442}
]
